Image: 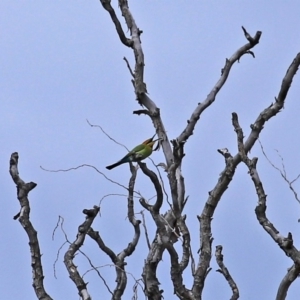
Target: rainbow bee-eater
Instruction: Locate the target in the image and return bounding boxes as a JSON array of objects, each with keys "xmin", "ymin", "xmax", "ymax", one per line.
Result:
[{"xmin": 106, "ymin": 134, "xmax": 159, "ymax": 170}]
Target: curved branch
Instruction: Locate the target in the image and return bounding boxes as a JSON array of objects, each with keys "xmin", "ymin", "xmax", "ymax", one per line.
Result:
[
  {"xmin": 120, "ymin": 164, "xmax": 141, "ymax": 258},
  {"xmin": 276, "ymin": 264, "xmax": 300, "ymax": 300},
  {"xmin": 9, "ymin": 152, "xmax": 53, "ymax": 300},
  {"xmin": 99, "ymin": 0, "xmax": 133, "ymax": 47},
  {"xmin": 138, "ymin": 162, "xmax": 163, "ymax": 213}
]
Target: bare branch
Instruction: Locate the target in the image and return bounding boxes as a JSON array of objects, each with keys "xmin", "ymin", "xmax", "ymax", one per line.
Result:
[
  {"xmin": 80, "ymin": 250, "xmax": 114, "ymax": 296},
  {"xmin": 177, "ymin": 215, "xmax": 191, "ymax": 273},
  {"xmin": 9, "ymin": 152, "xmax": 53, "ymax": 300},
  {"xmin": 88, "ymin": 227, "xmax": 117, "ymax": 260},
  {"xmin": 64, "ymin": 206, "xmax": 100, "ymax": 300},
  {"xmin": 169, "ymin": 138, "xmax": 186, "ymax": 214},
  {"xmin": 100, "ymin": 0, "xmax": 173, "ymax": 171},
  {"xmin": 118, "ymin": 0, "xmax": 146, "ymax": 97},
  {"xmin": 138, "ymin": 162, "xmax": 166, "ymax": 299},
  {"xmin": 52, "ymin": 216, "xmax": 69, "ymax": 279},
  {"xmin": 248, "ymin": 160, "xmax": 300, "ymax": 261},
  {"xmin": 87, "ymin": 166, "xmax": 141, "ymax": 299},
  {"xmin": 178, "ymin": 27, "xmax": 262, "ymax": 145},
  {"xmin": 140, "ymin": 210, "xmax": 151, "ymax": 249},
  {"xmin": 215, "ymin": 245, "xmax": 239, "ymax": 300},
  {"xmin": 240, "ymin": 52, "xmax": 300, "ymax": 157},
  {"xmin": 258, "ymin": 140, "xmax": 300, "ymax": 204},
  {"xmin": 167, "ymin": 242, "xmax": 195, "ymax": 300},
  {"xmin": 138, "ymin": 163, "xmax": 193, "ymax": 299},
  {"xmin": 241, "ymin": 26, "xmax": 262, "ymax": 45},
  {"xmin": 138, "ymin": 162, "xmax": 163, "ymax": 213},
  {"xmin": 99, "ymin": 193, "xmax": 129, "ymax": 207},
  {"xmin": 133, "ymin": 109, "xmax": 150, "ymax": 116},
  {"xmin": 99, "ymin": 0, "xmax": 133, "ymax": 47},
  {"xmin": 86, "ymin": 119, "xmax": 130, "ymax": 151},
  {"xmin": 192, "ymin": 52, "xmax": 300, "ymax": 298},
  {"xmin": 99, "ymin": 1, "xmax": 300, "ymax": 298},
  {"xmin": 232, "ymin": 113, "xmax": 300, "ymax": 296},
  {"xmin": 88, "ymin": 227, "xmax": 128, "ymax": 299},
  {"xmin": 193, "ymin": 150, "xmax": 234, "ymax": 298},
  {"xmin": 41, "ymin": 164, "xmax": 129, "ymax": 191},
  {"xmin": 123, "ymin": 56, "xmax": 135, "ymax": 78},
  {"xmin": 111, "ymin": 164, "xmax": 141, "ymax": 298},
  {"xmin": 276, "ymin": 264, "xmax": 300, "ymax": 300},
  {"xmin": 123, "ymin": 163, "xmax": 141, "ymax": 258}
]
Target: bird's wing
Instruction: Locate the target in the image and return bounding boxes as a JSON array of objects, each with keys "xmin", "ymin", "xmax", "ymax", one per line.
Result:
[
  {"xmin": 129, "ymin": 144, "xmax": 145, "ymax": 154},
  {"xmin": 122, "ymin": 144, "xmax": 144, "ymax": 159},
  {"xmin": 135, "ymin": 145, "xmax": 152, "ymax": 159}
]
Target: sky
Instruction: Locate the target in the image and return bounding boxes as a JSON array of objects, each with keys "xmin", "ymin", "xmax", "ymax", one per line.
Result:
[{"xmin": 1, "ymin": 1, "xmax": 300, "ymax": 299}]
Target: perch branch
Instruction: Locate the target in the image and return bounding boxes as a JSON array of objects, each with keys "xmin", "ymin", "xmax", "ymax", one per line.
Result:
[{"xmin": 100, "ymin": 0, "xmax": 173, "ymax": 170}]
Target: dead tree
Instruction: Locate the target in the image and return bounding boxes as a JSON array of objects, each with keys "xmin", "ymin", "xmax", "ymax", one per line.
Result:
[{"xmin": 9, "ymin": 1, "xmax": 300, "ymax": 300}]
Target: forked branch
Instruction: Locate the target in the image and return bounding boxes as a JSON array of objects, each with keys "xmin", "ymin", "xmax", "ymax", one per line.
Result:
[
  {"xmin": 193, "ymin": 52, "xmax": 300, "ymax": 298},
  {"xmin": 232, "ymin": 112, "xmax": 300, "ymax": 300}
]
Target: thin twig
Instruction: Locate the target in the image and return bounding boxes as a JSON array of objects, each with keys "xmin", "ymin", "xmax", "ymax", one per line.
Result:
[
  {"xmin": 123, "ymin": 56, "xmax": 135, "ymax": 78},
  {"xmin": 40, "ymin": 164, "xmax": 129, "ymax": 191},
  {"xmin": 86, "ymin": 119, "xmax": 129, "ymax": 151},
  {"xmin": 258, "ymin": 140, "xmax": 300, "ymax": 204},
  {"xmin": 139, "ymin": 210, "xmax": 151, "ymax": 250}
]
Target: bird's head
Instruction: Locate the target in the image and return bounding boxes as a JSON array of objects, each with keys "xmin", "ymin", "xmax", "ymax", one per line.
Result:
[
  {"xmin": 142, "ymin": 134, "xmax": 156, "ymax": 145},
  {"xmin": 142, "ymin": 134, "xmax": 161, "ymax": 150}
]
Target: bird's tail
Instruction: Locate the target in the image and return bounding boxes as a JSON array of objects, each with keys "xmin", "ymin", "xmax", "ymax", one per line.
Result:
[{"xmin": 106, "ymin": 160, "xmax": 126, "ymax": 170}]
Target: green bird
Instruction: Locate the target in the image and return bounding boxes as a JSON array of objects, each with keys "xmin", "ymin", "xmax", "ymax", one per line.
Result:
[{"xmin": 106, "ymin": 135, "xmax": 159, "ymax": 170}]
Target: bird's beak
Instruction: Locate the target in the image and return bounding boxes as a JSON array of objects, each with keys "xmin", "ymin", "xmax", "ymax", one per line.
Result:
[{"xmin": 143, "ymin": 133, "xmax": 157, "ymax": 145}]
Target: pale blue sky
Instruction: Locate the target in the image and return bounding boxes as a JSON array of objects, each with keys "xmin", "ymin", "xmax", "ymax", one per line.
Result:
[{"xmin": 1, "ymin": 1, "xmax": 300, "ymax": 299}]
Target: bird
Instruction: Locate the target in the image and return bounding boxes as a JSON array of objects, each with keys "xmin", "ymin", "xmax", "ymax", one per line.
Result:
[{"xmin": 106, "ymin": 134, "xmax": 159, "ymax": 170}]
